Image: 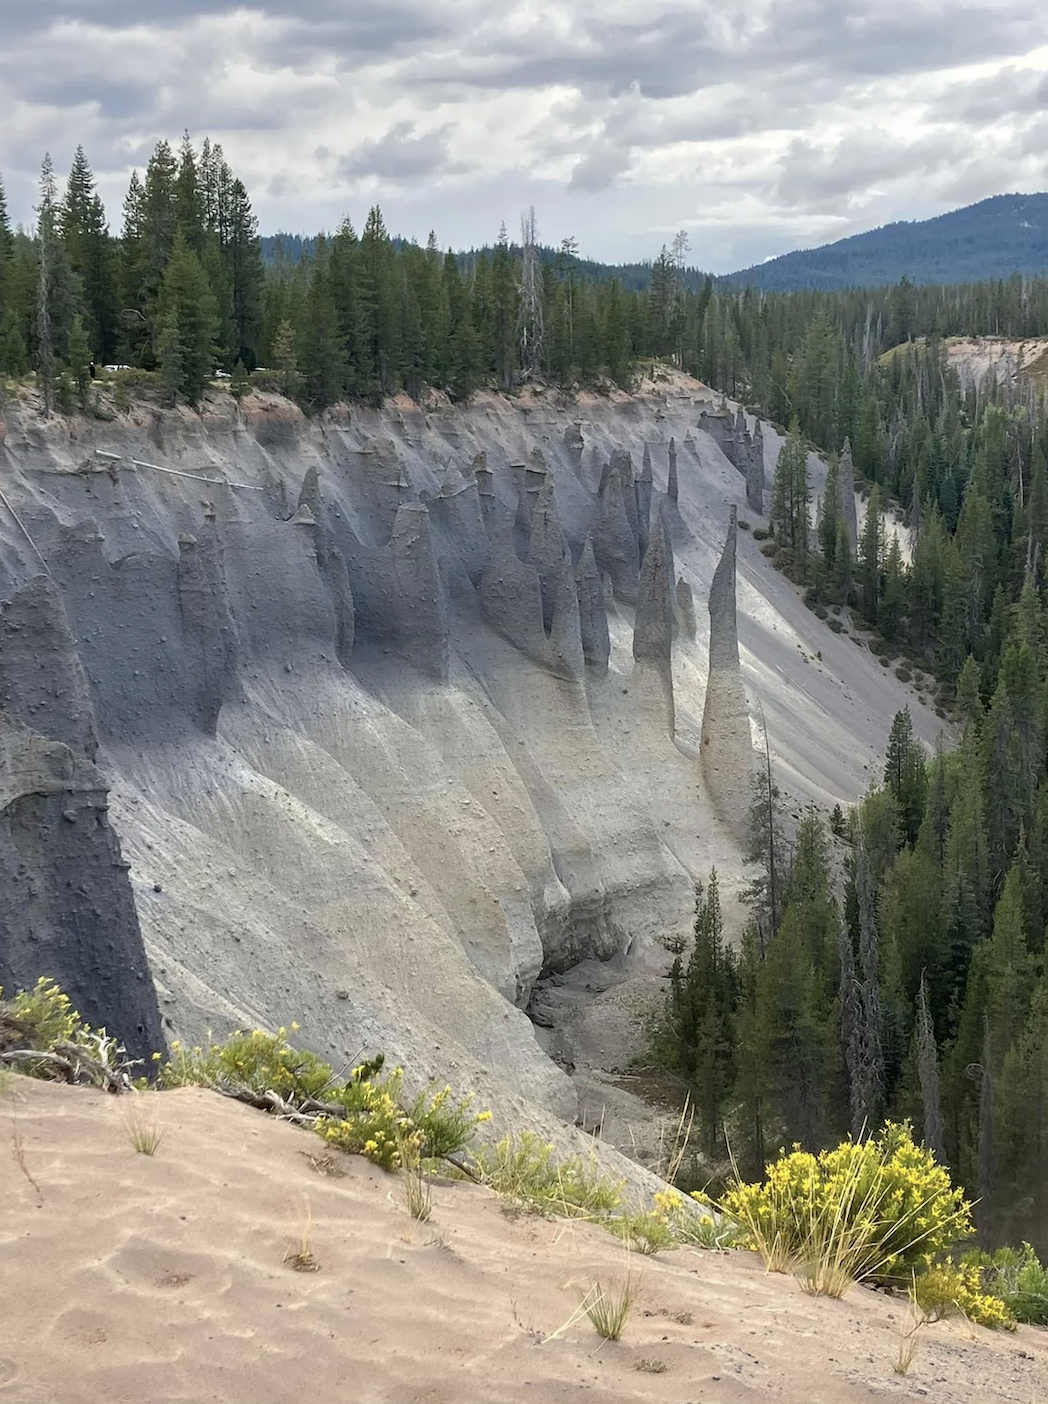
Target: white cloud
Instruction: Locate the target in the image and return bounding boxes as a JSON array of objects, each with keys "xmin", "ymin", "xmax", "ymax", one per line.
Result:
[{"xmin": 0, "ymin": 3, "xmax": 1046, "ymax": 269}]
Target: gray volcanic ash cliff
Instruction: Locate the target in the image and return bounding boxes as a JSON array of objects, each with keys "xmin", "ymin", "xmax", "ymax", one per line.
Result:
[{"xmin": 0, "ymin": 375, "xmax": 938, "ymax": 1129}]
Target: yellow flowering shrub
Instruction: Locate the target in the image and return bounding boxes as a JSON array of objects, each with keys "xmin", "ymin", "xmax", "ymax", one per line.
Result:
[
  {"xmin": 156, "ymin": 1025, "xmax": 489, "ymax": 1173},
  {"xmin": 721, "ymin": 1122, "xmax": 973, "ymax": 1287},
  {"xmin": 2, "ymin": 976, "xmax": 89, "ymax": 1049},
  {"xmin": 913, "ymin": 1260, "xmax": 1015, "ymax": 1330}
]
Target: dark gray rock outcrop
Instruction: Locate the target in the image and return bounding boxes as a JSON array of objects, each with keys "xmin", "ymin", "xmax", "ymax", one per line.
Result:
[
  {"xmin": 746, "ymin": 420, "xmax": 765, "ymax": 516},
  {"xmin": 667, "ymin": 437, "xmax": 679, "ymax": 504},
  {"xmin": 0, "ymin": 576, "xmax": 163, "ymax": 1064}
]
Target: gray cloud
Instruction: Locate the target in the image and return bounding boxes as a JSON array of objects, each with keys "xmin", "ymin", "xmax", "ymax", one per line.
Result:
[
  {"xmin": 0, "ymin": 2, "xmax": 1045, "ymax": 269},
  {"xmin": 335, "ymin": 123, "xmax": 470, "ymax": 186}
]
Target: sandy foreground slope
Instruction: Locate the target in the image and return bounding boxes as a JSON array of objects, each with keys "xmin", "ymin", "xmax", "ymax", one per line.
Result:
[{"xmin": 1, "ymin": 1079, "xmax": 1044, "ymax": 1404}]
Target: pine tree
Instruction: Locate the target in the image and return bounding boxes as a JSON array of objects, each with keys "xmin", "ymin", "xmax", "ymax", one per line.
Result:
[
  {"xmin": 661, "ymin": 872, "xmax": 737, "ymax": 1157},
  {"xmin": 62, "ymin": 146, "xmax": 117, "ymax": 360},
  {"xmin": 156, "ymin": 231, "xmax": 217, "ymax": 403},
  {"xmin": 770, "ymin": 421, "xmax": 810, "ymax": 575}
]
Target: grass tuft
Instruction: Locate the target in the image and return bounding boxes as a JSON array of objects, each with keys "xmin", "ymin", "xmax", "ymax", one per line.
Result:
[
  {"xmin": 123, "ymin": 1098, "xmax": 165, "ymax": 1155},
  {"xmin": 582, "ymin": 1267, "xmax": 638, "ymax": 1341}
]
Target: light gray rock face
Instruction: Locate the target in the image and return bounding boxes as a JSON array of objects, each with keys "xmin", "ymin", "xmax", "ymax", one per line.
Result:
[
  {"xmin": 594, "ymin": 466, "xmax": 640, "ymax": 604},
  {"xmin": 296, "ymin": 466, "xmax": 356, "ymax": 666},
  {"xmin": 528, "ymin": 479, "xmax": 568, "ymax": 630},
  {"xmin": 432, "ymin": 461, "xmax": 490, "ymax": 589},
  {"xmin": 746, "ymin": 420, "xmax": 765, "ymax": 515},
  {"xmin": 698, "ymin": 407, "xmax": 738, "ymax": 465},
  {"xmin": 667, "ymin": 437, "xmax": 679, "ymax": 504},
  {"xmin": 575, "ymin": 535, "xmax": 610, "ymax": 672},
  {"xmin": 177, "ymin": 525, "xmax": 239, "ymax": 731},
  {"xmin": 548, "ymin": 557, "xmax": 585, "ymax": 683},
  {"xmin": 480, "ymin": 530, "xmax": 581, "ymax": 682},
  {"xmin": 389, "ymin": 503, "xmax": 450, "ymax": 682},
  {"xmin": 564, "ymin": 422, "xmax": 584, "ymax": 475},
  {"xmin": 840, "ymin": 438, "xmax": 859, "ymax": 550},
  {"xmin": 612, "ymin": 449, "xmax": 640, "ymax": 546},
  {"xmin": 633, "ymin": 516, "xmax": 675, "ymax": 667},
  {"xmin": 700, "ymin": 507, "xmax": 752, "ymax": 842},
  {"xmin": 675, "ymin": 576, "xmax": 697, "ymax": 639}
]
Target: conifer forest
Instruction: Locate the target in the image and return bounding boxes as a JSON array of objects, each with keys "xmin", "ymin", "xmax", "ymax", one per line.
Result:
[{"xmin": 5, "ymin": 137, "xmax": 1048, "ymax": 1253}]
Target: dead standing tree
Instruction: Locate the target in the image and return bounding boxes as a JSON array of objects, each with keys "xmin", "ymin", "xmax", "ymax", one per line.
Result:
[{"xmin": 517, "ymin": 206, "xmax": 544, "ymax": 381}]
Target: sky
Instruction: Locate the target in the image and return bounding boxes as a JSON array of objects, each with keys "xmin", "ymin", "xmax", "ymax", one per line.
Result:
[{"xmin": 1, "ymin": 1, "xmax": 1047, "ymax": 273}]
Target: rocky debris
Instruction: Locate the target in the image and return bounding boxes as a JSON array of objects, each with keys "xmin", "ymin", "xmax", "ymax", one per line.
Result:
[
  {"xmin": 700, "ymin": 507, "xmax": 753, "ymax": 842},
  {"xmin": 575, "ymin": 536, "xmax": 610, "ymax": 673}
]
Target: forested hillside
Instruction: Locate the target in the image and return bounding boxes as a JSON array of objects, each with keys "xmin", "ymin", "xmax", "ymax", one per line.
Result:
[
  {"xmin": 728, "ymin": 193, "xmax": 1048, "ymax": 291},
  {"xmin": 5, "ymin": 136, "xmax": 1048, "ymax": 1252}
]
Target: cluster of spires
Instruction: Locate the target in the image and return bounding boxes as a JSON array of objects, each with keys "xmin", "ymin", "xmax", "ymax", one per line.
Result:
[{"xmin": 697, "ymin": 401, "xmax": 765, "ymax": 515}]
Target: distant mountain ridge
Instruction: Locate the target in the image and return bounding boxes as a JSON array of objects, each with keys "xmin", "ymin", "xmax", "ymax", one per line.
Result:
[
  {"xmin": 261, "ymin": 192, "xmax": 1048, "ymax": 295},
  {"xmin": 725, "ymin": 193, "xmax": 1048, "ymax": 291}
]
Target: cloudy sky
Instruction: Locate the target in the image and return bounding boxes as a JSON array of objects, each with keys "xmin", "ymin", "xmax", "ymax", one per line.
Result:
[{"xmin": 1, "ymin": 1, "xmax": 1046, "ymax": 272}]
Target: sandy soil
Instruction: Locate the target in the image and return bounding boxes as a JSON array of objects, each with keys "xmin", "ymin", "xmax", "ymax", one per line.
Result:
[{"xmin": 2, "ymin": 1078, "xmax": 1045, "ymax": 1404}]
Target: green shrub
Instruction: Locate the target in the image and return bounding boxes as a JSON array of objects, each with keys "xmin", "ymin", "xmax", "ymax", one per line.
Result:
[
  {"xmin": 720, "ymin": 1122, "xmax": 973, "ymax": 1290},
  {"xmin": 895, "ymin": 665, "xmax": 913, "ymax": 682},
  {"xmin": 474, "ymin": 1131, "xmax": 625, "ymax": 1219},
  {"xmin": 827, "ymin": 617, "xmax": 845, "ymax": 634},
  {"xmin": 759, "ymin": 541, "xmax": 779, "ymax": 558},
  {"xmin": 752, "ymin": 527, "xmax": 771, "ymax": 542},
  {"xmin": 970, "ymin": 1244, "xmax": 1048, "ymax": 1326}
]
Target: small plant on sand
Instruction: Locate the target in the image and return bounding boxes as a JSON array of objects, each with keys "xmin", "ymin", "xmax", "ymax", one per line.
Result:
[
  {"xmin": 582, "ymin": 1262, "xmax": 638, "ymax": 1341},
  {"xmin": 474, "ymin": 1131, "xmax": 625, "ymax": 1220},
  {"xmin": 284, "ymin": 1195, "xmax": 320, "ymax": 1272},
  {"xmin": 720, "ymin": 1122, "xmax": 973, "ymax": 1296},
  {"xmin": 893, "ymin": 1284, "xmax": 931, "ymax": 1375},
  {"xmin": 399, "ymin": 1133, "xmax": 433, "ymax": 1223},
  {"xmin": 123, "ymin": 1098, "xmax": 165, "ymax": 1155}
]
